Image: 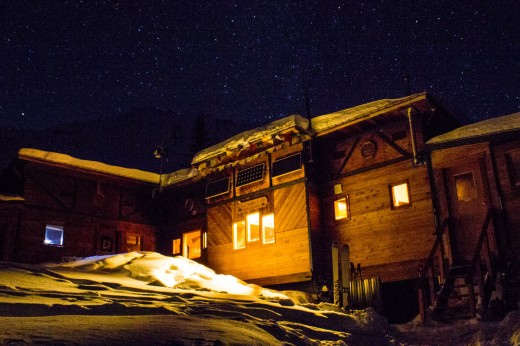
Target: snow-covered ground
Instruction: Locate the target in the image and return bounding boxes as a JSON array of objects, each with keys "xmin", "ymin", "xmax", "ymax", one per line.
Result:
[{"xmin": 0, "ymin": 252, "xmax": 518, "ymax": 345}]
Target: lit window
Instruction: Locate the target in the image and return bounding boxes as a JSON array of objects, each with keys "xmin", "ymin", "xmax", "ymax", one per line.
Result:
[
  {"xmin": 334, "ymin": 197, "xmax": 349, "ymax": 220},
  {"xmin": 183, "ymin": 230, "xmax": 201, "ymax": 259},
  {"xmin": 44, "ymin": 225, "xmax": 63, "ymax": 246},
  {"xmin": 172, "ymin": 238, "xmax": 181, "ymax": 255},
  {"xmin": 233, "ymin": 221, "xmax": 246, "ymax": 249},
  {"xmin": 391, "ymin": 182, "xmax": 410, "ymax": 208},
  {"xmin": 126, "ymin": 234, "xmax": 142, "ymax": 252},
  {"xmin": 247, "ymin": 212, "xmax": 260, "ymax": 242},
  {"xmin": 262, "ymin": 214, "xmax": 275, "ymax": 244},
  {"xmin": 203, "ymin": 232, "xmax": 208, "ymax": 249},
  {"xmin": 454, "ymin": 172, "xmax": 477, "ymax": 201}
]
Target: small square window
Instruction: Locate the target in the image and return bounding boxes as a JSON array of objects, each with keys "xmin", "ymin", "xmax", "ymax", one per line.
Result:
[
  {"xmin": 391, "ymin": 182, "xmax": 410, "ymax": 208},
  {"xmin": 334, "ymin": 197, "xmax": 350, "ymax": 220},
  {"xmin": 233, "ymin": 221, "xmax": 246, "ymax": 249},
  {"xmin": 262, "ymin": 214, "xmax": 275, "ymax": 244},
  {"xmin": 44, "ymin": 225, "xmax": 63, "ymax": 246},
  {"xmin": 454, "ymin": 172, "xmax": 477, "ymax": 201}
]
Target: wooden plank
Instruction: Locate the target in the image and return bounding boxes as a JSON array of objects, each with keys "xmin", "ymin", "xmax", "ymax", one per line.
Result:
[{"xmin": 208, "ymin": 226, "xmax": 311, "ymax": 283}]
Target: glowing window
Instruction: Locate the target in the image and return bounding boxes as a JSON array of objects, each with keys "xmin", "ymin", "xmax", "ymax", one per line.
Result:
[
  {"xmin": 44, "ymin": 225, "xmax": 63, "ymax": 246},
  {"xmin": 334, "ymin": 197, "xmax": 349, "ymax": 220},
  {"xmin": 391, "ymin": 182, "xmax": 410, "ymax": 208},
  {"xmin": 233, "ymin": 221, "xmax": 246, "ymax": 249},
  {"xmin": 262, "ymin": 214, "xmax": 275, "ymax": 244},
  {"xmin": 126, "ymin": 234, "xmax": 142, "ymax": 252},
  {"xmin": 247, "ymin": 212, "xmax": 260, "ymax": 242},
  {"xmin": 183, "ymin": 230, "xmax": 201, "ymax": 259},
  {"xmin": 172, "ymin": 238, "xmax": 181, "ymax": 255},
  {"xmin": 455, "ymin": 172, "xmax": 477, "ymax": 201}
]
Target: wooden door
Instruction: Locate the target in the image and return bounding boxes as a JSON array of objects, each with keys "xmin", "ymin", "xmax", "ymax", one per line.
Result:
[{"xmin": 444, "ymin": 160, "xmax": 490, "ymax": 263}]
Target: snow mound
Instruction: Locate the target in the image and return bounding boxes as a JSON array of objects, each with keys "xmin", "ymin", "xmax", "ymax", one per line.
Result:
[{"xmin": 60, "ymin": 252, "xmax": 289, "ymax": 300}]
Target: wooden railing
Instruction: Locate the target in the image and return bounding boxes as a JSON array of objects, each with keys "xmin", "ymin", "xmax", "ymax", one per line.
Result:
[
  {"xmin": 467, "ymin": 208, "xmax": 496, "ymax": 318},
  {"xmin": 417, "ymin": 217, "xmax": 451, "ymax": 322}
]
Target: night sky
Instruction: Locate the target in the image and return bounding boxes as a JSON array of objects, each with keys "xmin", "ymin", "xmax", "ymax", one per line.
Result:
[{"xmin": 1, "ymin": 1, "xmax": 519, "ymax": 130}]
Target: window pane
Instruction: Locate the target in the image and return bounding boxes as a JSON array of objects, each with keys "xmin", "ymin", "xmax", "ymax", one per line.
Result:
[
  {"xmin": 233, "ymin": 221, "xmax": 246, "ymax": 249},
  {"xmin": 454, "ymin": 172, "xmax": 477, "ymax": 201},
  {"xmin": 392, "ymin": 182, "xmax": 410, "ymax": 207},
  {"xmin": 126, "ymin": 234, "xmax": 142, "ymax": 252},
  {"xmin": 183, "ymin": 230, "xmax": 201, "ymax": 259},
  {"xmin": 172, "ymin": 238, "xmax": 181, "ymax": 254},
  {"xmin": 247, "ymin": 213, "xmax": 260, "ymax": 242},
  {"xmin": 44, "ymin": 225, "xmax": 63, "ymax": 246},
  {"xmin": 334, "ymin": 198, "xmax": 348, "ymax": 220},
  {"xmin": 262, "ymin": 214, "xmax": 275, "ymax": 244}
]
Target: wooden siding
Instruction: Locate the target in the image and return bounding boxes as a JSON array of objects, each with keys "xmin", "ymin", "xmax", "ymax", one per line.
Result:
[
  {"xmin": 494, "ymin": 140, "xmax": 520, "ymax": 254},
  {"xmin": 324, "ymin": 160, "xmax": 436, "ymax": 282},
  {"xmin": 206, "ymin": 182, "xmax": 311, "ymax": 285},
  {"xmin": 10, "ymin": 161, "xmax": 158, "ymax": 263},
  {"xmin": 274, "ymin": 183, "xmax": 308, "ymax": 232},
  {"xmin": 207, "ymin": 203, "xmax": 233, "ymax": 246},
  {"xmin": 208, "ymin": 226, "xmax": 311, "ymax": 283}
]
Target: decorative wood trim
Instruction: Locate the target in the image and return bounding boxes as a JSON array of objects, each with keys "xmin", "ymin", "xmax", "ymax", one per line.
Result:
[
  {"xmin": 375, "ymin": 131, "xmax": 412, "ymax": 158},
  {"xmin": 336, "ymin": 137, "xmax": 360, "ymax": 179}
]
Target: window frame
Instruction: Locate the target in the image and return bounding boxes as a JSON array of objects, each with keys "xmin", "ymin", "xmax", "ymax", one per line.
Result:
[
  {"xmin": 390, "ymin": 181, "xmax": 411, "ymax": 209},
  {"xmin": 44, "ymin": 224, "xmax": 64, "ymax": 246},
  {"xmin": 334, "ymin": 195, "xmax": 350, "ymax": 221},
  {"xmin": 233, "ymin": 220, "xmax": 246, "ymax": 250},
  {"xmin": 262, "ymin": 213, "xmax": 275, "ymax": 244}
]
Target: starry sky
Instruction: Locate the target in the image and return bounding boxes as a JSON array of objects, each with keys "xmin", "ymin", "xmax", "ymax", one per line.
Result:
[{"xmin": 1, "ymin": 1, "xmax": 519, "ymax": 129}]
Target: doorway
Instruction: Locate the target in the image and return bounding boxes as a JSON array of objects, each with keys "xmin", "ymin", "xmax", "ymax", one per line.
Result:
[
  {"xmin": 444, "ymin": 159, "xmax": 491, "ymax": 263},
  {"xmin": 183, "ymin": 230, "xmax": 202, "ymax": 259}
]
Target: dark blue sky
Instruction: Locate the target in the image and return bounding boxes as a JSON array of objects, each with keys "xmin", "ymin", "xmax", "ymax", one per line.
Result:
[{"xmin": 1, "ymin": 1, "xmax": 519, "ymax": 129}]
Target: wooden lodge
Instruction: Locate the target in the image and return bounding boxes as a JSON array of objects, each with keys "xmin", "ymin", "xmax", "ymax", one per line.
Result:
[
  {"xmin": 158, "ymin": 93, "xmax": 520, "ymax": 320},
  {"xmin": 0, "ymin": 148, "xmax": 159, "ymax": 263},
  {"xmin": 1, "ymin": 93, "xmax": 518, "ymax": 321},
  {"xmin": 159, "ymin": 93, "xmax": 459, "ymax": 287}
]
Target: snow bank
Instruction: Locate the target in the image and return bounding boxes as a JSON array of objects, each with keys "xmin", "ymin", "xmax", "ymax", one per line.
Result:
[{"xmin": 60, "ymin": 252, "xmax": 288, "ymax": 300}]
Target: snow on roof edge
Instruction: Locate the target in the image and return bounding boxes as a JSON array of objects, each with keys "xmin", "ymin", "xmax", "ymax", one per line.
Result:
[
  {"xmin": 18, "ymin": 148, "xmax": 160, "ymax": 184},
  {"xmin": 426, "ymin": 112, "xmax": 520, "ymax": 146},
  {"xmin": 191, "ymin": 114, "xmax": 310, "ymax": 165},
  {"xmin": 310, "ymin": 92, "xmax": 428, "ymax": 135}
]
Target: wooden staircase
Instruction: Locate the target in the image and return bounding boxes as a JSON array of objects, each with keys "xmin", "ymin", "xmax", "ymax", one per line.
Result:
[{"xmin": 418, "ymin": 209, "xmax": 498, "ymax": 323}]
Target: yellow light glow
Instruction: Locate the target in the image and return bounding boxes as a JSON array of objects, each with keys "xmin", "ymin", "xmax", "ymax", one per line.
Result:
[
  {"xmin": 334, "ymin": 198, "xmax": 348, "ymax": 220},
  {"xmin": 262, "ymin": 214, "xmax": 275, "ymax": 244},
  {"xmin": 182, "ymin": 230, "xmax": 201, "ymax": 259},
  {"xmin": 247, "ymin": 212, "xmax": 260, "ymax": 242},
  {"xmin": 392, "ymin": 183, "xmax": 410, "ymax": 207},
  {"xmin": 233, "ymin": 221, "xmax": 246, "ymax": 249},
  {"xmin": 172, "ymin": 238, "xmax": 181, "ymax": 254}
]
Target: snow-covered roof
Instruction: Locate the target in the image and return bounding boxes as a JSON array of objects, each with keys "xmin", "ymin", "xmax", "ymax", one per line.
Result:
[
  {"xmin": 191, "ymin": 114, "xmax": 310, "ymax": 165},
  {"xmin": 161, "ymin": 167, "xmax": 200, "ymax": 187},
  {"xmin": 18, "ymin": 148, "xmax": 160, "ymax": 184},
  {"xmin": 426, "ymin": 111, "xmax": 520, "ymax": 147},
  {"xmin": 311, "ymin": 92, "xmax": 428, "ymax": 135}
]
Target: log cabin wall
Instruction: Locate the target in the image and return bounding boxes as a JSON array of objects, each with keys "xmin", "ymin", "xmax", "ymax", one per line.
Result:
[
  {"xmin": 313, "ymin": 116, "xmax": 438, "ymax": 283},
  {"xmin": 430, "ymin": 139, "xmax": 520, "ymax": 259},
  {"xmin": 200, "ymin": 143, "xmax": 312, "ymax": 286},
  {"xmin": 206, "ymin": 182, "xmax": 312, "ymax": 286},
  {"xmin": 429, "ymin": 143, "xmax": 501, "ymax": 263},
  {"xmin": 12, "ymin": 160, "xmax": 157, "ymax": 263}
]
